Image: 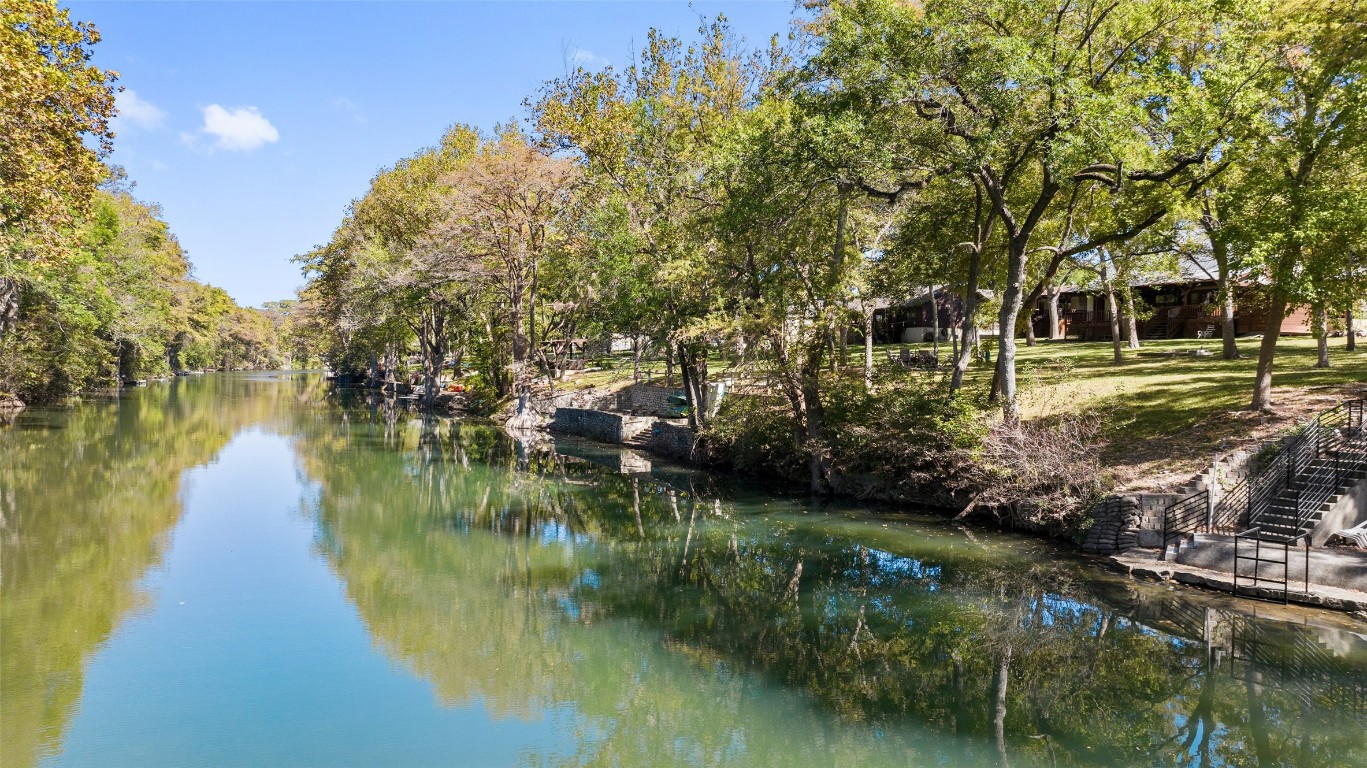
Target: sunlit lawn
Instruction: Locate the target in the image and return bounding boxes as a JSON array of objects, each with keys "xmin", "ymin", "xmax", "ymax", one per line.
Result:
[{"xmin": 972, "ymin": 335, "xmax": 1366, "ymax": 486}]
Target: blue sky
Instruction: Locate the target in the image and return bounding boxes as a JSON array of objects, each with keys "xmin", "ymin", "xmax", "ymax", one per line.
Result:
[{"xmin": 68, "ymin": 1, "xmax": 798, "ymax": 308}]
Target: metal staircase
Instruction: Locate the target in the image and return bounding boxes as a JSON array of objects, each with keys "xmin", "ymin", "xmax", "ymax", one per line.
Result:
[{"xmin": 1158, "ymin": 398, "xmax": 1366, "ymax": 603}]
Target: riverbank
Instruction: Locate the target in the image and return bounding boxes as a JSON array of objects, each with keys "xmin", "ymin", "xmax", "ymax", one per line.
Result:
[
  {"xmin": 472, "ymin": 339, "xmax": 1367, "ymax": 612},
  {"xmin": 544, "ymin": 336, "xmax": 1367, "ymax": 495}
]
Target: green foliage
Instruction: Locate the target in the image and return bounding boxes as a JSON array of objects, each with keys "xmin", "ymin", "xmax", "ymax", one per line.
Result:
[
  {"xmin": 823, "ymin": 374, "xmax": 987, "ymax": 493},
  {"xmin": 706, "ymin": 373, "xmax": 987, "ymax": 497},
  {"xmin": 0, "ymin": 189, "xmax": 281, "ymax": 402},
  {"xmin": 1, "ymin": 0, "xmax": 117, "ymax": 264},
  {"xmin": 704, "ymin": 394, "xmax": 805, "ymax": 480}
]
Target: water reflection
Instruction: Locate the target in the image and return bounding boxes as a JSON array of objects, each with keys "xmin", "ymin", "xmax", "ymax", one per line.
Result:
[
  {"xmin": 296, "ymin": 394, "xmax": 1367, "ymax": 767},
  {"xmin": 0, "ymin": 374, "xmax": 328, "ymax": 767},
  {"xmin": 3, "ymin": 376, "xmax": 1365, "ymax": 768}
]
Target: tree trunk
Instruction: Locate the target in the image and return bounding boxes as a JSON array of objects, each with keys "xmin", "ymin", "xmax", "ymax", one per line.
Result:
[
  {"xmin": 952, "ymin": 253, "xmax": 983, "ymax": 394},
  {"xmin": 508, "ymin": 289, "xmax": 529, "ymax": 398},
  {"xmin": 632, "ymin": 336, "xmax": 642, "ymax": 383},
  {"xmin": 1214, "ymin": 239, "xmax": 1241, "ymax": 360},
  {"xmin": 1105, "ymin": 284, "xmax": 1123, "ymax": 364},
  {"xmin": 1095, "ymin": 255, "xmax": 1122, "ymax": 365},
  {"xmin": 0, "ymin": 276, "xmax": 19, "ymax": 342},
  {"xmin": 1315, "ymin": 303, "xmax": 1329, "ymax": 368},
  {"xmin": 418, "ymin": 301, "xmax": 447, "ymax": 409},
  {"xmin": 1348, "ymin": 308, "xmax": 1357, "ymax": 352},
  {"xmin": 929, "ymin": 285, "xmax": 940, "ymax": 357},
  {"xmin": 1124, "ymin": 289, "xmax": 1140, "ymax": 350},
  {"xmin": 863, "ymin": 309, "xmax": 874, "ymax": 391},
  {"xmin": 996, "ymin": 240, "xmax": 1027, "ymax": 425},
  {"xmin": 1251, "ymin": 293, "xmax": 1287, "ymax": 411},
  {"xmin": 801, "ymin": 344, "xmax": 831, "ymax": 496},
  {"xmin": 677, "ymin": 343, "xmax": 709, "ymax": 429},
  {"xmin": 994, "ymin": 646, "xmax": 1013, "ymax": 768},
  {"xmin": 1021, "ymin": 253, "xmax": 1072, "ymax": 348},
  {"xmin": 1046, "ymin": 284, "xmax": 1062, "ymax": 340},
  {"xmin": 951, "ymin": 321, "xmax": 960, "ymax": 371}
]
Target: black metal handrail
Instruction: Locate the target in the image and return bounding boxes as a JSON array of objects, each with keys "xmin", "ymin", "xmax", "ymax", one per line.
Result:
[
  {"xmin": 1212, "ymin": 476, "xmax": 1248, "ymax": 531},
  {"xmin": 1160, "ymin": 489, "xmax": 1208, "ymax": 560},
  {"xmin": 1157, "ymin": 397, "xmax": 1367, "ymax": 556}
]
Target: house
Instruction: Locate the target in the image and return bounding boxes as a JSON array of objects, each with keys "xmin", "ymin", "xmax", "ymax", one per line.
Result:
[
  {"xmin": 1036, "ymin": 258, "xmax": 1313, "ymax": 341},
  {"xmin": 870, "ymin": 289, "xmax": 987, "ymax": 345}
]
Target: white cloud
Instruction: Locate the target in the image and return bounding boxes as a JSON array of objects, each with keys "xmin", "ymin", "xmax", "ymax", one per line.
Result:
[
  {"xmin": 571, "ymin": 48, "xmax": 608, "ymax": 68},
  {"xmin": 332, "ymin": 96, "xmax": 366, "ymax": 124},
  {"xmin": 114, "ymin": 89, "xmax": 165, "ymax": 130},
  {"xmin": 199, "ymin": 104, "xmax": 279, "ymax": 151}
]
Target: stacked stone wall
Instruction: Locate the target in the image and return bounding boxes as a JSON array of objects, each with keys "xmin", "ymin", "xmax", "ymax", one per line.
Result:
[
  {"xmin": 648, "ymin": 422, "xmax": 698, "ymax": 461},
  {"xmin": 615, "ymin": 384, "xmax": 683, "ymax": 417},
  {"xmin": 549, "ymin": 408, "xmax": 654, "ymax": 444}
]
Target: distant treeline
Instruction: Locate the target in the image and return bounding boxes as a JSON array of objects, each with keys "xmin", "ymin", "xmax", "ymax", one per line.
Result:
[
  {"xmin": 1, "ymin": 3, "xmax": 297, "ymax": 405},
  {"xmin": 0, "ymin": 181, "xmax": 294, "ymax": 403}
]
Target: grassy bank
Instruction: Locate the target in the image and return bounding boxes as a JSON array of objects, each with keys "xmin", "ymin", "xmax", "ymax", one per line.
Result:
[{"xmin": 1002, "ymin": 337, "xmax": 1366, "ymax": 490}]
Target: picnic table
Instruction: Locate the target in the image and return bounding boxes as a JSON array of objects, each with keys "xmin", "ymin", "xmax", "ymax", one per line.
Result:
[{"xmin": 887, "ymin": 347, "xmax": 939, "ymax": 370}]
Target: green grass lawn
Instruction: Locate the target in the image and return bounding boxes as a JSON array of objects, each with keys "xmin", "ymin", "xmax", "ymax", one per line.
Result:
[{"xmin": 982, "ymin": 335, "xmax": 1366, "ymax": 488}]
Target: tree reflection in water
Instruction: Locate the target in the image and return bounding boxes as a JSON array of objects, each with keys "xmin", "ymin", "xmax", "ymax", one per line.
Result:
[
  {"xmin": 0, "ymin": 373, "xmax": 329, "ymax": 768},
  {"xmin": 6, "ymin": 378, "xmax": 1362, "ymax": 768},
  {"xmin": 296, "ymin": 395, "xmax": 1367, "ymax": 768}
]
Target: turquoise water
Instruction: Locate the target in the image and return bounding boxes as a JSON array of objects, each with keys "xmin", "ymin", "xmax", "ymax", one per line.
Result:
[{"xmin": 3, "ymin": 372, "xmax": 1365, "ymax": 767}]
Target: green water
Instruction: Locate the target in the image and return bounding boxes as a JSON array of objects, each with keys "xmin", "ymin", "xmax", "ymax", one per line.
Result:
[{"xmin": 3, "ymin": 373, "xmax": 1365, "ymax": 767}]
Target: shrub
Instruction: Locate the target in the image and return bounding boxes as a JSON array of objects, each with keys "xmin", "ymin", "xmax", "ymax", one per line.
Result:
[
  {"xmin": 703, "ymin": 393, "xmax": 805, "ymax": 481},
  {"xmin": 963, "ymin": 415, "xmax": 1111, "ymax": 536},
  {"xmin": 822, "ymin": 373, "xmax": 986, "ymax": 500},
  {"xmin": 703, "ymin": 371, "xmax": 987, "ymax": 499}
]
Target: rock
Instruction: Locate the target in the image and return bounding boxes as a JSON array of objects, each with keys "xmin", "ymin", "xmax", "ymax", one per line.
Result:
[
  {"xmin": 0, "ymin": 394, "xmax": 24, "ymax": 411},
  {"xmin": 505, "ymin": 411, "xmax": 542, "ymax": 431}
]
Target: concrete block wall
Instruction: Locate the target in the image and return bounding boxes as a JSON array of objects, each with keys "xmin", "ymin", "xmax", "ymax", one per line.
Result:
[
  {"xmin": 1134, "ymin": 493, "xmax": 1180, "ymax": 532},
  {"xmin": 1311, "ymin": 476, "xmax": 1367, "ymax": 546}
]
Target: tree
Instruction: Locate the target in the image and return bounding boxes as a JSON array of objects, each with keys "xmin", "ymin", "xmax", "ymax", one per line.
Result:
[
  {"xmin": 1, "ymin": 0, "xmax": 117, "ymax": 341},
  {"xmin": 433, "ymin": 129, "xmax": 579, "ymax": 409},
  {"xmin": 534, "ymin": 16, "xmax": 779, "ymax": 427},
  {"xmin": 804, "ymin": 0, "xmax": 1249, "ymax": 423},
  {"xmin": 1241, "ymin": 0, "xmax": 1367, "ymax": 409}
]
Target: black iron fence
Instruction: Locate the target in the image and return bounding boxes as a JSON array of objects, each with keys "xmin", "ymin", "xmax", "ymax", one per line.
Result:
[{"xmin": 1160, "ymin": 490, "xmax": 1208, "ymax": 560}]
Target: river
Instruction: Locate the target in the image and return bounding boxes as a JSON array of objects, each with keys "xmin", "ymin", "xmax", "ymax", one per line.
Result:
[{"xmin": 2, "ymin": 372, "xmax": 1365, "ymax": 767}]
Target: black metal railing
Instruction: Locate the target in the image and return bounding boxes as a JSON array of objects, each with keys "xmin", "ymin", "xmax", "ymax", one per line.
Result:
[
  {"xmin": 1211, "ymin": 476, "xmax": 1248, "ymax": 531},
  {"xmin": 1160, "ymin": 489, "xmax": 1208, "ymax": 560},
  {"xmin": 1156, "ymin": 397, "xmax": 1366, "ymax": 561}
]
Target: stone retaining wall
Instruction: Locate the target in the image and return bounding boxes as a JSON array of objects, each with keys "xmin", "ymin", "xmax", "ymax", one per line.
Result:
[
  {"xmin": 648, "ymin": 422, "xmax": 698, "ymax": 461},
  {"xmin": 548, "ymin": 408, "xmax": 654, "ymax": 445},
  {"xmin": 615, "ymin": 384, "xmax": 683, "ymax": 417}
]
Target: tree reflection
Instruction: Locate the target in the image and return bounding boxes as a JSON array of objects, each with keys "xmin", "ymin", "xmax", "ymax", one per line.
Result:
[
  {"xmin": 0, "ymin": 373, "xmax": 328, "ymax": 768},
  {"xmin": 294, "ymin": 401, "xmax": 1367, "ymax": 767}
]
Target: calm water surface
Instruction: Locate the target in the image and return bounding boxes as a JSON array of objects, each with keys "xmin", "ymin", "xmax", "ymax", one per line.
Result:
[{"xmin": 3, "ymin": 373, "xmax": 1366, "ymax": 767}]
